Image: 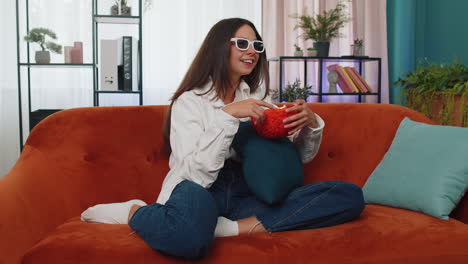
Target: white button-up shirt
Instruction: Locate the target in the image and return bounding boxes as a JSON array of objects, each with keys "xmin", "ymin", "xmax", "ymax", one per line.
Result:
[{"xmin": 156, "ymin": 80, "xmax": 325, "ymax": 205}]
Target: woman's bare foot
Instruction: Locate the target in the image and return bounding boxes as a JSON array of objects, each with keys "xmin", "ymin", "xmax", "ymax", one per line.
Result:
[
  {"xmin": 128, "ymin": 204, "xmax": 142, "ymax": 223},
  {"xmin": 238, "ymin": 216, "xmax": 267, "ymax": 234}
]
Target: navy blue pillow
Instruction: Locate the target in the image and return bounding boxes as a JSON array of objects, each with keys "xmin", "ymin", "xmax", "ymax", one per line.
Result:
[{"xmin": 231, "ymin": 121, "xmax": 303, "ymax": 204}]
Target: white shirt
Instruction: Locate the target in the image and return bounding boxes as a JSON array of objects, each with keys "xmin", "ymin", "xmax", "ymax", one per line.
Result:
[{"xmin": 156, "ymin": 80, "xmax": 325, "ymax": 205}]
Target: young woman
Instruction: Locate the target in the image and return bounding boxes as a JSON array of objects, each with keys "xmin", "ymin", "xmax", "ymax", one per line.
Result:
[{"xmin": 81, "ymin": 18, "xmax": 365, "ymax": 260}]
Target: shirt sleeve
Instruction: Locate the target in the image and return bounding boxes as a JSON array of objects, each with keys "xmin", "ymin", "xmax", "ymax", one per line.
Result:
[
  {"xmin": 288, "ymin": 114, "xmax": 325, "ymax": 163},
  {"xmin": 169, "ymin": 92, "xmax": 239, "ymax": 188}
]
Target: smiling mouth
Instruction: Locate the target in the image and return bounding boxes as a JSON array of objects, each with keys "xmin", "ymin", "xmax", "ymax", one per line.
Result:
[{"xmin": 241, "ymin": 59, "xmax": 254, "ymax": 64}]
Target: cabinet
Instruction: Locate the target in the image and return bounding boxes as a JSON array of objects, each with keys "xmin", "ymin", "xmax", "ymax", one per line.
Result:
[
  {"xmin": 16, "ymin": 0, "xmax": 143, "ymax": 149},
  {"xmin": 268, "ymin": 56, "xmax": 381, "ymax": 103}
]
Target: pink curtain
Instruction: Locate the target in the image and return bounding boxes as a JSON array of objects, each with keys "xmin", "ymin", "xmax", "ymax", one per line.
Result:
[{"xmin": 262, "ymin": 0, "xmax": 389, "ymax": 104}]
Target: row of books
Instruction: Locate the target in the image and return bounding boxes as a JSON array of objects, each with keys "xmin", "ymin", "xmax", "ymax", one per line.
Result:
[
  {"xmin": 327, "ymin": 64, "xmax": 373, "ymax": 93},
  {"xmin": 100, "ymin": 36, "xmax": 140, "ymax": 91}
]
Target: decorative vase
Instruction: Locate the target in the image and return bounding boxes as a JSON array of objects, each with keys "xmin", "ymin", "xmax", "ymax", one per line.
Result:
[
  {"xmin": 35, "ymin": 51, "xmax": 50, "ymax": 64},
  {"xmin": 351, "ymin": 44, "xmax": 364, "ymax": 56},
  {"xmin": 294, "ymin": 50, "xmax": 303, "ymax": 57},
  {"xmin": 313, "ymin": 42, "xmax": 330, "ymax": 57},
  {"xmin": 307, "ymin": 50, "xmax": 318, "ymax": 57}
]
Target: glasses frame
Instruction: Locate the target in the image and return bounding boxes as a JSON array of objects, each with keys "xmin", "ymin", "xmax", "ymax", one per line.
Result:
[{"xmin": 230, "ymin": 37, "xmax": 265, "ymax": 53}]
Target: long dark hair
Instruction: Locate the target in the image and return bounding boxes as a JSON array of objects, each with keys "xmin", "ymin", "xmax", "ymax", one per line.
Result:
[{"xmin": 162, "ymin": 18, "xmax": 270, "ymax": 155}]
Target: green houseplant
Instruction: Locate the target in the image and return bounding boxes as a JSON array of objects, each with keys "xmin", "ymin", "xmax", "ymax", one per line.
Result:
[
  {"xmin": 291, "ymin": 1, "xmax": 350, "ymax": 57},
  {"xmin": 24, "ymin": 27, "xmax": 62, "ymax": 64},
  {"xmin": 273, "ymin": 79, "xmax": 313, "ymax": 102},
  {"xmin": 111, "ymin": 0, "xmax": 131, "ymax": 16},
  {"xmin": 394, "ymin": 60, "xmax": 468, "ymax": 127}
]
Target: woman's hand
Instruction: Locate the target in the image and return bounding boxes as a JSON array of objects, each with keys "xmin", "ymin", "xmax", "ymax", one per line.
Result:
[
  {"xmin": 283, "ymin": 99, "xmax": 318, "ymax": 135},
  {"xmin": 223, "ymin": 99, "xmax": 275, "ymax": 124}
]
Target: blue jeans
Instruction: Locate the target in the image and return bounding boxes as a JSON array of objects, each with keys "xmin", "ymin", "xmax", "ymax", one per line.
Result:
[{"xmin": 129, "ymin": 160, "xmax": 365, "ymax": 259}]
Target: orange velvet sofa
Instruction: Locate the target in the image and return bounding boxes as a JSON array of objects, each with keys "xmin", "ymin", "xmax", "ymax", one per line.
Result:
[{"xmin": 1, "ymin": 103, "xmax": 468, "ymax": 264}]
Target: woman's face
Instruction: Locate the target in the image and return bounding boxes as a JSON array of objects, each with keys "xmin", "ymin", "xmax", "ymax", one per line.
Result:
[{"xmin": 228, "ymin": 24, "xmax": 260, "ymax": 81}]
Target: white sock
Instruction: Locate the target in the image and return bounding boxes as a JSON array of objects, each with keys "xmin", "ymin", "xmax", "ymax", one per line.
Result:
[
  {"xmin": 80, "ymin": 199, "xmax": 147, "ymax": 224},
  {"xmin": 214, "ymin": 216, "xmax": 239, "ymax": 237}
]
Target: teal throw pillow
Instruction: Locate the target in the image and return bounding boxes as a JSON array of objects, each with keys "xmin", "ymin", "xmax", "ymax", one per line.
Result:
[
  {"xmin": 363, "ymin": 117, "xmax": 468, "ymax": 220},
  {"xmin": 231, "ymin": 121, "xmax": 303, "ymax": 204}
]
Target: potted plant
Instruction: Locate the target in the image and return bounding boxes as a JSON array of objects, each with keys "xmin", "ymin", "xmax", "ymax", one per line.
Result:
[
  {"xmin": 273, "ymin": 78, "xmax": 313, "ymax": 102},
  {"xmin": 394, "ymin": 60, "xmax": 468, "ymax": 127},
  {"xmin": 307, "ymin": 47, "xmax": 318, "ymax": 57},
  {"xmin": 291, "ymin": 1, "xmax": 350, "ymax": 57},
  {"xmin": 24, "ymin": 27, "xmax": 62, "ymax": 64},
  {"xmin": 351, "ymin": 38, "xmax": 364, "ymax": 56},
  {"xmin": 293, "ymin": 44, "xmax": 303, "ymax": 56},
  {"xmin": 111, "ymin": 0, "xmax": 131, "ymax": 16}
]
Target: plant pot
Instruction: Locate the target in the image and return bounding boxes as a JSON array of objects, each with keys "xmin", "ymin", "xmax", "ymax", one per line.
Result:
[
  {"xmin": 294, "ymin": 50, "xmax": 303, "ymax": 57},
  {"xmin": 313, "ymin": 42, "xmax": 330, "ymax": 57},
  {"xmin": 405, "ymin": 91, "xmax": 468, "ymax": 127},
  {"xmin": 307, "ymin": 50, "xmax": 318, "ymax": 56},
  {"xmin": 111, "ymin": 4, "xmax": 119, "ymax": 15},
  {"xmin": 121, "ymin": 5, "xmax": 131, "ymax": 16},
  {"xmin": 110, "ymin": 4, "xmax": 131, "ymax": 16},
  {"xmin": 430, "ymin": 92, "xmax": 467, "ymax": 127},
  {"xmin": 351, "ymin": 44, "xmax": 364, "ymax": 56},
  {"xmin": 35, "ymin": 51, "xmax": 50, "ymax": 64}
]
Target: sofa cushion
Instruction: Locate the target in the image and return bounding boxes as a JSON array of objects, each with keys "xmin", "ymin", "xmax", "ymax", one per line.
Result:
[
  {"xmin": 22, "ymin": 206, "xmax": 468, "ymax": 264},
  {"xmin": 363, "ymin": 117, "xmax": 468, "ymax": 220},
  {"xmin": 231, "ymin": 121, "xmax": 303, "ymax": 204}
]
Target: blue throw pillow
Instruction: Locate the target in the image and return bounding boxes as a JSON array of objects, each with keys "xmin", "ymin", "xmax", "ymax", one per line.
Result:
[
  {"xmin": 231, "ymin": 121, "xmax": 303, "ymax": 204},
  {"xmin": 363, "ymin": 117, "xmax": 468, "ymax": 220}
]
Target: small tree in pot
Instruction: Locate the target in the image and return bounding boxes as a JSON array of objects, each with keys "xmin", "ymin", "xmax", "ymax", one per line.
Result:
[
  {"xmin": 111, "ymin": 0, "xmax": 132, "ymax": 16},
  {"xmin": 291, "ymin": 1, "xmax": 350, "ymax": 57},
  {"xmin": 24, "ymin": 27, "xmax": 62, "ymax": 64}
]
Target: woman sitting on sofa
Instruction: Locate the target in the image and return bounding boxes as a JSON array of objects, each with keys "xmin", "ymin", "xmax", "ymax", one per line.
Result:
[{"xmin": 81, "ymin": 18, "xmax": 365, "ymax": 259}]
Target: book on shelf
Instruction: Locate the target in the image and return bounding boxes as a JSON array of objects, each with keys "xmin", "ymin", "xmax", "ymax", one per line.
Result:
[
  {"xmin": 117, "ymin": 36, "xmax": 140, "ymax": 91},
  {"xmin": 344, "ymin": 67, "xmax": 367, "ymax": 93},
  {"xmin": 339, "ymin": 66, "xmax": 360, "ymax": 92},
  {"xmin": 327, "ymin": 64, "xmax": 355, "ymax": 93},
  {"xmin": 346, "ymin": 67, "xmax": 373, "ymax": 93}
]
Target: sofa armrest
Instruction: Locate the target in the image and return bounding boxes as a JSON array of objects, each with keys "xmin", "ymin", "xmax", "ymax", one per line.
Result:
[
  {"xmin": 0, "ymin": 148, "xmax": 80, "ymax": 264},
  {"xmin": 0, "ymin": 106, "xmax": 170, "ymax": 264}
]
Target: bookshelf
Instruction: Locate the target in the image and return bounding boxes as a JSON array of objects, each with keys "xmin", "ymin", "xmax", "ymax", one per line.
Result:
[
  {"xmin": 269, "ymin": 56, "xmax": 381, "ymax": 103},
  {"xmin": 16, "ymin": 0, "xmax": 143, "ymax": 149}
]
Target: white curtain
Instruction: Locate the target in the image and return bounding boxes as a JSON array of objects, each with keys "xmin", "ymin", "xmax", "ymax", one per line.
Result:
[
  {"xmin": 262, "ymin": 0, "xmax": 389, "ymax": 104},
  {"xmin": 0, "ymin": 0, "xmax": 262, "ymax": 177},
  {"xmin": 143, "ymin": 0, "xmax": 262, "ymax": 105},
  {"xmin": 0, "ymin": 0, "xmax": 20, "ymax": 177}
]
